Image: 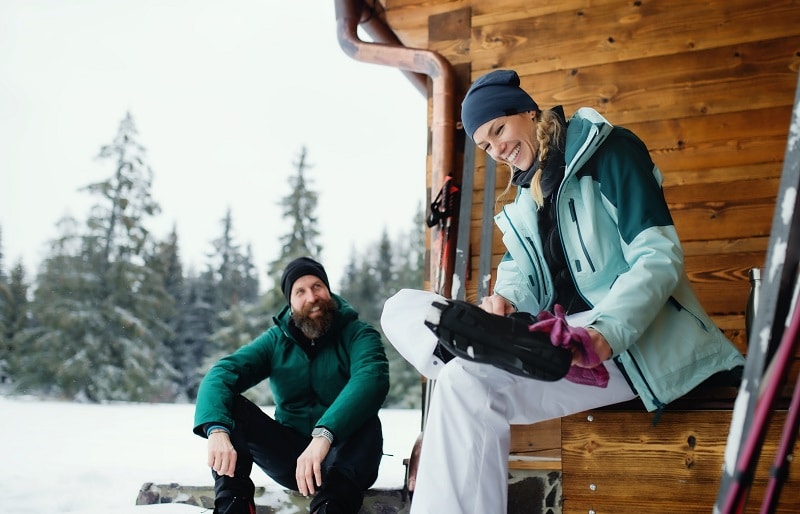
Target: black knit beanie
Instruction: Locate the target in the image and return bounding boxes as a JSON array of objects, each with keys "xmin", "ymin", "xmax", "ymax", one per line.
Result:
[
  {"xmin": 461, "ymin": 69, "xmax": 539, "ymax": 141},
  {"xmin": 281, "ymin": 257, "xmax": 330, "ymax": 303}
]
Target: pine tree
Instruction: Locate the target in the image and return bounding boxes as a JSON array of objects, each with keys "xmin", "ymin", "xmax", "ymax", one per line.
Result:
[
  {"xmin": 0, "ymin": 230, "xmax": 11, "ymax": 385},
  {"xmin": 375, "ymin": 229, "xmax": 396, "ymax": 302},
  {"xmin": 209, "ymin": 208, "xmax": 260, "ymax": 310},
  {"xmin": 174, "ymin": 270, "xmax": 219, "ymax": 400},
  {"xmin": 199, "ymin": 208, "xmax": 271, "ymax": 398},
  {"xmin": 202, "ymin": 147, "xmax": 325, "ymax": 405},
  {"xmin": 266, "ymin": 146, "xmax": 322, "ymax": 306},
  {"xmin": 151, "ymin": 226, "xmax": 196, "ymax": 400},
  {"xmin": 15, "ymin": 113, "xmax": 177, "ymax": 401},
  {"xmin": 338, "ymin": 208, "xmax": 426, "ymax": 408},
  {"xmin": 0, "ymin": 227, "xmax": 7, "ymax": 366},
  {"xmin": 395, "ymin": 201, "xmax": 426, "ymax": 289},
  {"xmin": 1, "ymin": 261, "xmax": 30, "ymax": 386}
]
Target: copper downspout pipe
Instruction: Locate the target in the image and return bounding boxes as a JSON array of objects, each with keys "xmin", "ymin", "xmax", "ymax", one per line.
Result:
[
  {"xmin": 334, "ymin": 0, "xmax": 458, "ymax": 295},
  {"xmin": 354, "ymin": 9, "xmax": 428, "ymax": 97},
  {"xmin": 334, "ymin": 0, "xmax": 457, "ymax": 203}
]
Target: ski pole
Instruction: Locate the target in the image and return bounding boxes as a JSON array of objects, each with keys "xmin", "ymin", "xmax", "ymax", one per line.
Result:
[
  {"xmin": 720, "ymin": 298, "xmax": 800, "ymax": 513},
  {"xmin": 759, "ymin": 355, "xmax": 800, "ymax": 514}
]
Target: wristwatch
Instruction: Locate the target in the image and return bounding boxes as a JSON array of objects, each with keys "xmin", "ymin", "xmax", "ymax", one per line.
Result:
[{"xmin": 311, "ymin": 426, "xmax": 334, "ymax": 444}]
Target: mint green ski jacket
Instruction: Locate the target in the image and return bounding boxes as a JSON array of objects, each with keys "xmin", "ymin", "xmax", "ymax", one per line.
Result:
[
  {"xmin": 193, "ymin": 294, "xmax": 389, "ymax": 440},
  {"xmin": 493, "ymin": 107, "xmax": 744, "ymax": 412}
]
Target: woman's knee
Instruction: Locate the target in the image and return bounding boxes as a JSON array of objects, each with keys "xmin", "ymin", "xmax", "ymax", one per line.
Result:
[{"xmin": 432, "ymin": 360, "xmax": 495, "ymax": 405}]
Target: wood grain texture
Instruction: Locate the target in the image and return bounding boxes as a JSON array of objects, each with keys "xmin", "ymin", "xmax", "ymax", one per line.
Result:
[{"xmin": 561, "ymin": 410, "xmax": 800, "ymax": 514}]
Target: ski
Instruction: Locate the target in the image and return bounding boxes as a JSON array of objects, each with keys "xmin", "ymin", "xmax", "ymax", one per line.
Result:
[
  {"xmin": 759, "ymin": 300, "xmax": 800, "ymax": 513},
  {"xmin": 713, "ymin": 69, "xmax": 800, "ymax": 513},
  {"xmin": 477, "ymin": 156, "xmax": 497, "ymax": 302},
  {"xmin": 453, "ymin": 140, "xmax": 475, "ymax": 301}
]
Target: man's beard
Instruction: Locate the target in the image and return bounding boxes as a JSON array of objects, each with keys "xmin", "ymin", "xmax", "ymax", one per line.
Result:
[{"xmin": 292, "ymin": 297, "xmax": 337, "ymax": 340}]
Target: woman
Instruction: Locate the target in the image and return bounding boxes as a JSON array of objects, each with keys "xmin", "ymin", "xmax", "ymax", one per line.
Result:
[{"xmin": 380, "ymin": 69, "xmax": 744, "ymax": 513}]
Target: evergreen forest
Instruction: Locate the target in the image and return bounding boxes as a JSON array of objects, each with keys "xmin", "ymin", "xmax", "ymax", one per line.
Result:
[{"xmin": 0, "ymin": 113, "xmax": 426, "ymax": 409}]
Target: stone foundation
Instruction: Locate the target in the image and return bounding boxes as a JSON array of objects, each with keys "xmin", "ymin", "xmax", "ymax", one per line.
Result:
[{"xmin": 136, "ymin": 469, "xmax": 561, "ymax": 513}]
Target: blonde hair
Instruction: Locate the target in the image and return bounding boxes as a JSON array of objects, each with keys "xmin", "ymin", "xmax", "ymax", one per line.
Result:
[{"xmin": 494, "ymin": 109, "xmax": 565, "ymax": 210}]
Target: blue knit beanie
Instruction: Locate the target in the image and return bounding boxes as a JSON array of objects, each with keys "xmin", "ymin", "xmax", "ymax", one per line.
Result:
[
  {"xmin": 461, "ymin": 70, "xmax": 539, "ymax": 141},
  {"xmin": 281, "ymin": 256, "xmax": 330, "ymax": 303}
]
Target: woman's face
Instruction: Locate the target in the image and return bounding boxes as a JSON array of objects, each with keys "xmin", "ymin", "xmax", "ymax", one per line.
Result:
[{"xmin": 472, "ymin": 111, "xmax": 537, "ymax": 170}]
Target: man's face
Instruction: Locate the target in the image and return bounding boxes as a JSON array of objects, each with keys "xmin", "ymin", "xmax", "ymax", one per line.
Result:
[{"xmin": 289, "ymin": 275, "xmax": 336, "ymax": 339}]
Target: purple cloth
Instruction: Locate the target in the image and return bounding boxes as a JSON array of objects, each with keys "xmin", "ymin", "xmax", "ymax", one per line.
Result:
[{"xmin": 528, "ymin": 304, "xmax": 609, "ymax": 388}]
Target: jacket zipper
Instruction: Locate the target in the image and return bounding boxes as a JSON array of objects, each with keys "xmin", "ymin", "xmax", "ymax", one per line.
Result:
[
  {"xmin": 524, "ymin": 235, "xmax": 550, "ymax": 301},
  {"xmin": 568, "ymin": 198, "xmax": 596, "ymax": 272},
  {"xmin": 668, "ymin": 296, "xmax": 709, "ymax": 332}
]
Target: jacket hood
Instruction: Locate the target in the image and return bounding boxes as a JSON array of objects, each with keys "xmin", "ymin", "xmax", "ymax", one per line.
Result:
[{"xmin": 563, "ymin": 107, "xmax": 615, "ymax": 179}]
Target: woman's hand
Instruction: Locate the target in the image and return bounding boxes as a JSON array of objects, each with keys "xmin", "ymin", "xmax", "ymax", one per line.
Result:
[
  {"xmin": 578, "ymin": 328, "xmax": 612, "ymax": 365},
  {"xmin": 479, "ymin": 294, "xmax": 516, "ymax": 316}
]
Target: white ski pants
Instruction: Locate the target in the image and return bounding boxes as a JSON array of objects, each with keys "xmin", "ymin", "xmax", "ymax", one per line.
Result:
[{"xmin": 381, "ymin": 289, "xmax": 638, "ymax": 514}]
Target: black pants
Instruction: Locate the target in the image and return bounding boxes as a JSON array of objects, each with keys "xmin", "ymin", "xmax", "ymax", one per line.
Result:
[{"xmin": 213, "ymin": 395, "xmax": 383, "ymax": 513}]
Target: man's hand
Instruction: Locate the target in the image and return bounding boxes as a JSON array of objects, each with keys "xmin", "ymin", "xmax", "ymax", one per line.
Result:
[
  {"xmin": 479, "ymin": 294, "xmax": 515, "ymax": 316},
  {"xmin": 207, "ymin": 431, "xmax": 237, "ymax": 478},
  {"xmin": 295, "ymin": 436, "xmax": 331, "ymax": 496}
]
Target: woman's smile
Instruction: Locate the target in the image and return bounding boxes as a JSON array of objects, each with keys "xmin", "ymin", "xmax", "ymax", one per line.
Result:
[{"xmin": 502, "ymin": 143, "xmax": 521, "ymax": 165}]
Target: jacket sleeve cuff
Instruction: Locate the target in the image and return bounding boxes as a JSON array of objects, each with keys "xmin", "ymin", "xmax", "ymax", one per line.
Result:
[{"xmin": 205, "ymin": 424, "xmax": 231, "ymax": 438}]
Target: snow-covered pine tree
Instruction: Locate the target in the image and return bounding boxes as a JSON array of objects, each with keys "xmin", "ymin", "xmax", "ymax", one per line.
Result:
[
  {"xmin": 15, "ymin": 113, "xmax": 177, "ymax": 402},
  {"xmin": 265, "ymin": 146, "xmax": 323, "ymax": 308}
]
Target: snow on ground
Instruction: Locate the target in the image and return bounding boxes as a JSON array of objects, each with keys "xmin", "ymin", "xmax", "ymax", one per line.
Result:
[{"xmin": 0, "ymin": 396, "xmax": 421, "ymax": 514}]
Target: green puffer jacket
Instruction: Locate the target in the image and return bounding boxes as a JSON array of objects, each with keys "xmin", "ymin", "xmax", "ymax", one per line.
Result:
[
  {"xmin": 493, "ymin": 107, "xmax": 744, "ymax": 412},
  {"xmin": 193, "ymin": 294, "xmax": 389, "ymax": 441}
]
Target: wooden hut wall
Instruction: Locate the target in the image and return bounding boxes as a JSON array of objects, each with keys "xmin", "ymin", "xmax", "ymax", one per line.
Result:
[{"xmin": 381, "ymin": 0, "xmax": 800, "ymax": 352}]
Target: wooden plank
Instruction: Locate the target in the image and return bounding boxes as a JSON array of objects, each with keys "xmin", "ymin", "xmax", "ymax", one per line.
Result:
[
  {"xmin": 428, "ymin": 6, "xmax": 470, "ymax": 41},
  {"xmin": 509, "ymin": 418, "xmax": 562, "ymax": 470},
  {"xmin": 561, "ymin": 410, "xmax": 800, "ymax": 514},
  {"xmin": 627, "ymin": 106, "xmax": 794, "ymax": 159},
  {"xmin": 680, "ymin": 236, "xmax": 769, "ymax": 257},
  {"xmin": 511, "ymin": 38, "xmax": 800, "ymax": 128},
  {"xmin": 468, "ymin": 0, "xmax": 800, "ymax": 75},
  {"xmin": 662, "ymin": 163, "xmax": 782, "ymax": 188},
  {"xmin": 509, "ymin": 418, "xmax": 561, "ymax": 457},
  {"xmin": 664, "ymin": 178, "xmax": 780, "ymax": 205},
  {"xmin": 383, "ymin": 0, "xmax": 471, "ymax": 50},
  {"xmin": 683, "ymin": 252, "xmax": 761, "ymax": 314},
  {"xmin": 670, "ymin": 202, "xmax": 774, "ymax": 242},
  {"xmin": 628, "ymin": 109, "xmax": 793, "ymax": 173},
  {"xmin": 506, "ymin": 458, "xmax": 561, "ymax": 471}
]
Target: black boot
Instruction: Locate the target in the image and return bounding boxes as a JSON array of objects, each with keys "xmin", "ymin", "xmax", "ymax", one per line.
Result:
[
  {"xmin": 214, "ymin": 491, "xmax": 256, "ymax": 514},
  {"xmin": 308, "ymin": 469, "xmax": 363, "ymax": 514},
  {"xmin": 424, "ymin": 299, "xmax": 572, "ymax": 381},
  {"xmin": 310, "ymin": 500, "xmax": 333, "ymax": 514}
]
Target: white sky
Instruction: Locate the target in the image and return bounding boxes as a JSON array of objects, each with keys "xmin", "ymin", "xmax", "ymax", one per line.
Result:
[
  {"xmin": 0, "ymin": 0, "xmax": 428, "ymax": 290},
  {"xmin": 1, "ymin": 396, "xmax": 420, "ymax": 513}
]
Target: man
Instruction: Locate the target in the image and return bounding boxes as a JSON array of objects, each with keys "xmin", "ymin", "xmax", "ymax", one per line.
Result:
[{"xmin": 194, "ymin": 256, "xmax": 390, "ymax": 514}]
